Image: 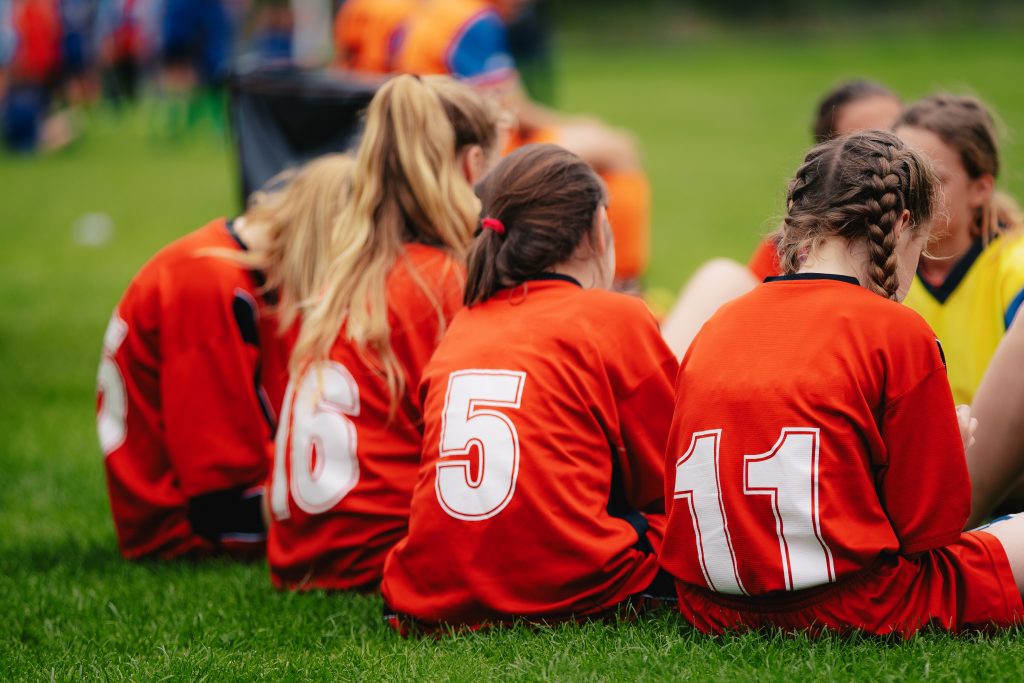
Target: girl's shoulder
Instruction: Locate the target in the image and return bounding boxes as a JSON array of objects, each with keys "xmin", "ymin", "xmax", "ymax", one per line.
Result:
[{"xmin": 124, "ymin": 218, "xmax": 243, "ymax": 300}]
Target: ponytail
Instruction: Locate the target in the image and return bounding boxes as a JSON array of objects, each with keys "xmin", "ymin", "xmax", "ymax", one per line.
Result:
[
  {"xmin": 465, "ymin": 144, "xmax": 606, "ymax": 306},
  {"xmin": 291, "ymin": 75, "xmax": 481, "ymax": 408}
]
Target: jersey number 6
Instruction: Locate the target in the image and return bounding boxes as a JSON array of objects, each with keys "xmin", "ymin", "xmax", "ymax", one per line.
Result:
[
  {"xmin": 435, "ymin": 370, "xmax": 526, "ymax": 521},
  {"xmin": 673, "ymin": 428, "xmax": 835, "ymax": 595},
  {"xmin": 271, "ymin": 361, "xmax": 361, "ymax": 520}
]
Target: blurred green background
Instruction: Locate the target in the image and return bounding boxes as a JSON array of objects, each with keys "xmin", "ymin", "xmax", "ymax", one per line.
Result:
[{"xmin": 3, "ymin": 8, "xmax": 1024, "ymax": 678}]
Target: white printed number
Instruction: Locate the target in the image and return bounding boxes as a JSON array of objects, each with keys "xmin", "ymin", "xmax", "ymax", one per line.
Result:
[
  {"xmin": 271, "ymin": 361, "xmax": 361, "ymax": 520},
  {"xmin": 673, "ymin": 428, "xmax": 834, "ymax": 594},
  {"xmin": 96, "ymin": 313, "xmax": 129, "ymax": 456},
  {"xmin": 435, "ymin": 370, "xmax": 526, "ymax": 521}
]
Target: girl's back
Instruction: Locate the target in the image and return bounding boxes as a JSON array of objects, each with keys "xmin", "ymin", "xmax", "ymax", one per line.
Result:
[
  {"xmin": 268, "ymin": 243, "xmax": 463, "ymax": 589},
  {"xmin": 384, "ymin": 277, "xmax": 674, "ymax": 624},
  {"xmin": 663, "ymin": 273, "xmax": 966, "ymax": 598},
  {"xmin": 660, "ymin": 130, "xmax": 1023, "ymax": 637}
]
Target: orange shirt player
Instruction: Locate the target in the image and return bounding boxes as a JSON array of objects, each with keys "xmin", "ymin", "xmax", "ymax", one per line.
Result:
[
  {"xmin": 395, "ymin": 0, "xmax": 653, "ymax": 290},
  {"xmin": 333, "ymin": 0, "xmax": 415, "ymax": 75}
]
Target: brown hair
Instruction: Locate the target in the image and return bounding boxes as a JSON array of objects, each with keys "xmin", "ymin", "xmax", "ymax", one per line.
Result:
[
  {"xmin": 897, "ymin": 93, "xmax": 1022, "ymax": 240},
  {"xmin": 464, "ymin": 144, "xmax": 606, "ymax": 306},
  {"xmin": 813, "ymin": 80, "xmax": 900, "ymax": 143},
  {"xmin": 779, "ymin": 130, "xmax": 937, "ymax": 300}
]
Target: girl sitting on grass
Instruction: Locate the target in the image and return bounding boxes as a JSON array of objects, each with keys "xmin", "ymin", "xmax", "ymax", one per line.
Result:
[
  {"xmin": 267, "ymin": 74, "xmax": 504, "ymax": 591},
  {"xmin": 894, "ymin": 95, "xmax": 1024, "ymax": 407},
  {"xmin": 659, "ymin": 130, "xmax": 1023, "ymax": 636},
  {"xmin": 97, "ymin": 153, "xmax": 353, "ymax": 560},
  {"xmin": 382, "ymin": 144, "xmax": 678, "ymax": 631}
]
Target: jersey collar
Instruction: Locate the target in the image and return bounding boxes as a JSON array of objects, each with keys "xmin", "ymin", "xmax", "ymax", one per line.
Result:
[
  {"xmin": 916, "ymin": 238, "xmax": 984, "ymax": 304},
  {"xmin": 764, "ymin": 272, "xmax": 860, "ymax": 286},
  {"xmin": 526, "ymin": 273, "xmax": 583, "ymax": 288},
  {"xmin": 225, "ymin": 217, "xmax": 247, "ymax": 251}
]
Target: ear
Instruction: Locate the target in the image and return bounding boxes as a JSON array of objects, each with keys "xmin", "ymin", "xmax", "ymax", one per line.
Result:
[
  {"xmin": 592, "ymin": 205, "xmax": 609, "ymax": 255},
  {"xmin": 458, "ymin": 145, "xmax": 486, "ymax": 185},
  {"xmin": 968, "ymin": 173, "xmax": 995, "ymax": 209},
  {"xmin": 892, "ymin": 208, "xmax": 912, "ymax": 240}
]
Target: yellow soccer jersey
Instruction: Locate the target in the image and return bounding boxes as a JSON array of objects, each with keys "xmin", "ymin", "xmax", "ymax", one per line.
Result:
[{"xmin": 904, "ymin": 233, "xmax": 1024, "ymax": 404}]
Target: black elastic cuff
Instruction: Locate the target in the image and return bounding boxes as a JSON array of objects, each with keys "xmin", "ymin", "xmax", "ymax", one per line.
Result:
[{"xmin": 187, "ymin": 485, "xmax": 265, "ymax": 543}]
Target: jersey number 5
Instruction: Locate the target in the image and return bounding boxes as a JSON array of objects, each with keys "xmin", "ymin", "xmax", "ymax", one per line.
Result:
[
  {"xmin": 673, "ymin": 428, "xmax": 834, "ymax": 595},
  {"xmin": 435, "ymin": 370, "xmax": 526, "ymax": 521},
  {"xmin": 271, "ymin": 361, "xmax": 361, "ymax": 520}
]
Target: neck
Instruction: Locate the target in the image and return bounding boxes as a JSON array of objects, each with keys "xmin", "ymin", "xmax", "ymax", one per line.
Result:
[
  {"xmin": 918, "ymin": 228, "xmax": 975, "ymax": 282},
  {"xmin": 797, "ymin": 237, "xmax": 869, "ymax": 284},
  {"xmin": 550, "ymin": 258, "xmax": 606, "ymax": 290},
  {"xmin": 232, "ymin": 216, "xmax": 271, "ymax": 253}
]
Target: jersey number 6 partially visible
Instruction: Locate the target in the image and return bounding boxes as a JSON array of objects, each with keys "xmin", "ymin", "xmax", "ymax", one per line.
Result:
[
  {"xmin": 673, "ymin": 428, "xmax": 835, "ymax": 595},
  {"xmin": 271, "ymin": 361, "xmax": 361, "ymax": 520},
  {"xmin": 435, "ymin": 370, "xmax": 527, "ymax": 522}
]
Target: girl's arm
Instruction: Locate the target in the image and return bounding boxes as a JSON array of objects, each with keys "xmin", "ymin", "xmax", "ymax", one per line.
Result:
[{"xmin": 966, "ymin": 314, "xmax": 1024, "ymax": 527}]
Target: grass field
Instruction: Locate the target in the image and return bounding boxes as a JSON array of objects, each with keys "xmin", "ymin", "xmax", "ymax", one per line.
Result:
[{"xmin": 4, "ymin": 18, "xmax": 1024, "ymax": 680}]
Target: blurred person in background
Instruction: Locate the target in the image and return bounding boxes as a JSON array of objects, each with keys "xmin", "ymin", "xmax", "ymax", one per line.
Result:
[
  {"xmin": 332, "ymin": 0, "xmax": 411, "ymax": 76},
  {"xmin": 95, "ymin": 0, "xmax": 148, "ymax": 104},
  {"xmin": 660, "ymin": 79, "xmax": 904, "ymax": 356},
  {"xmin": 1, "ymin": 0, "xmax": 77, "ymax": 151},
  {"xmin": 239, "ymin": 0, "xmax": 293, "ymax": 65},
  {"xmin": 155, "ymin": 0, "xmax": 233, "ymax": 133},
  {"xmin": 57, "ymin": 0, "xmax": 99, "ymax": 104},
  {"xmin": 332, "ymin": 0, "xmax": 651, "ymax": 291},
  {"xmin": 395, "ymin": 0, "xmax": 652, "ymax": 292}
]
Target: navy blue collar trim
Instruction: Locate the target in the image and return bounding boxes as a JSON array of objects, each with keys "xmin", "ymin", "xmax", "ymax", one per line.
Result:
[
  {"xmin": 917, "ymin": 238, "xmax": 984, "ymax": 304},
  {"xmin": 764, "ymin": 272, "xmax": 860, "ymax": 286},
  {"xmin": 225, "ymin": 218, "xmax": 273, "ymax": 296},
  {"xmin": 225, "ymin": 218, "xmax": 247, "ymax": 251},
  {"xmin": 528, "ymin": 273, "xmax": 583, "ymax": 288}
]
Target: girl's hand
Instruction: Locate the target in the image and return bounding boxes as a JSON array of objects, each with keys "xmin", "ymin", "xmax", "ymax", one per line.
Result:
[{"xmin": 957, "ymin": 404, "xmax": 978, "ymax": 452}]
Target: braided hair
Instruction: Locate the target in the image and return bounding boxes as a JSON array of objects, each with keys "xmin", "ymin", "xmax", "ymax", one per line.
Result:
[{"xmin": 778, "ymin": 130, "xmax": 937, "ymax": 300}]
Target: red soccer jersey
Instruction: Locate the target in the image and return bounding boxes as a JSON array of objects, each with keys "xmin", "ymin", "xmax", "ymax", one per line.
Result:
[
  {"xmin": 267, "ymin": 243, "xmax": 466, "ymax": 591},
  {"xmin": 659, "ymin": 273, "xmax": 1021, "ymax": 634},
  {"xmin": 747, "ymin": 237, "xmax": 781, "ymax": 282},
  {"xmin": 381, "ymin": 276, "xmax": 679, "ymax": 627},
  {"xmin": 97, "ymin": 218, "xmax": 287, "ymax": 559}
]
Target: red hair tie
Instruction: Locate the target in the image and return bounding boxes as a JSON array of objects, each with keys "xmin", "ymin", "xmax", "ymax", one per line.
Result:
[{"xmin": 481, "ymin": 217, "xmax": 506, "ymax": 235}]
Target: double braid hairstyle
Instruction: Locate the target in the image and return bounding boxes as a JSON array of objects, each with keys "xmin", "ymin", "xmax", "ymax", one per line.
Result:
[
  {"xmin": 779, "ymin": 130, "xmax": 937, "ymax": 301},
  {"xmin": 464, "ymin": 144, "xmax": 607, "ymax": 306}
]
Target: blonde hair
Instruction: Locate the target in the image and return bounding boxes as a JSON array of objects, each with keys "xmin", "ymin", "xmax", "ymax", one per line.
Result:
[
  {"xmin": 422, "ymin": 74, "xmax": 505, "ymax": 162},
  {"xmin": 209, "ymin": 154, "xmax": 355, "ymax": 332},
  {"xmin": 898, "ymin": 94, "xmax": 1023, "ymax": 241},
  {"xmin": 291, "ymin": 75, "xmax": 482, "ymax": 405}
]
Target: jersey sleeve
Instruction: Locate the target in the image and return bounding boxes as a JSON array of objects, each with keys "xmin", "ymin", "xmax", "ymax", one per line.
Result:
[
  {"xmin": 446, "ymin": 10, "xmax": 516, "ymax": 85},
  {"xmin": 877, "ymin": 365, "xmax": 970, "ymax": 554},
  {"xmin": 161, "ymin": 287, "xmax": 272, "ymax": 499},
  {"xmin": 607, "ymin": 301, "xmax": 680, "ymax": 515},
  {"xmin": 747, "ymin": 237, "xmax": 781, "ymax": 281}
]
